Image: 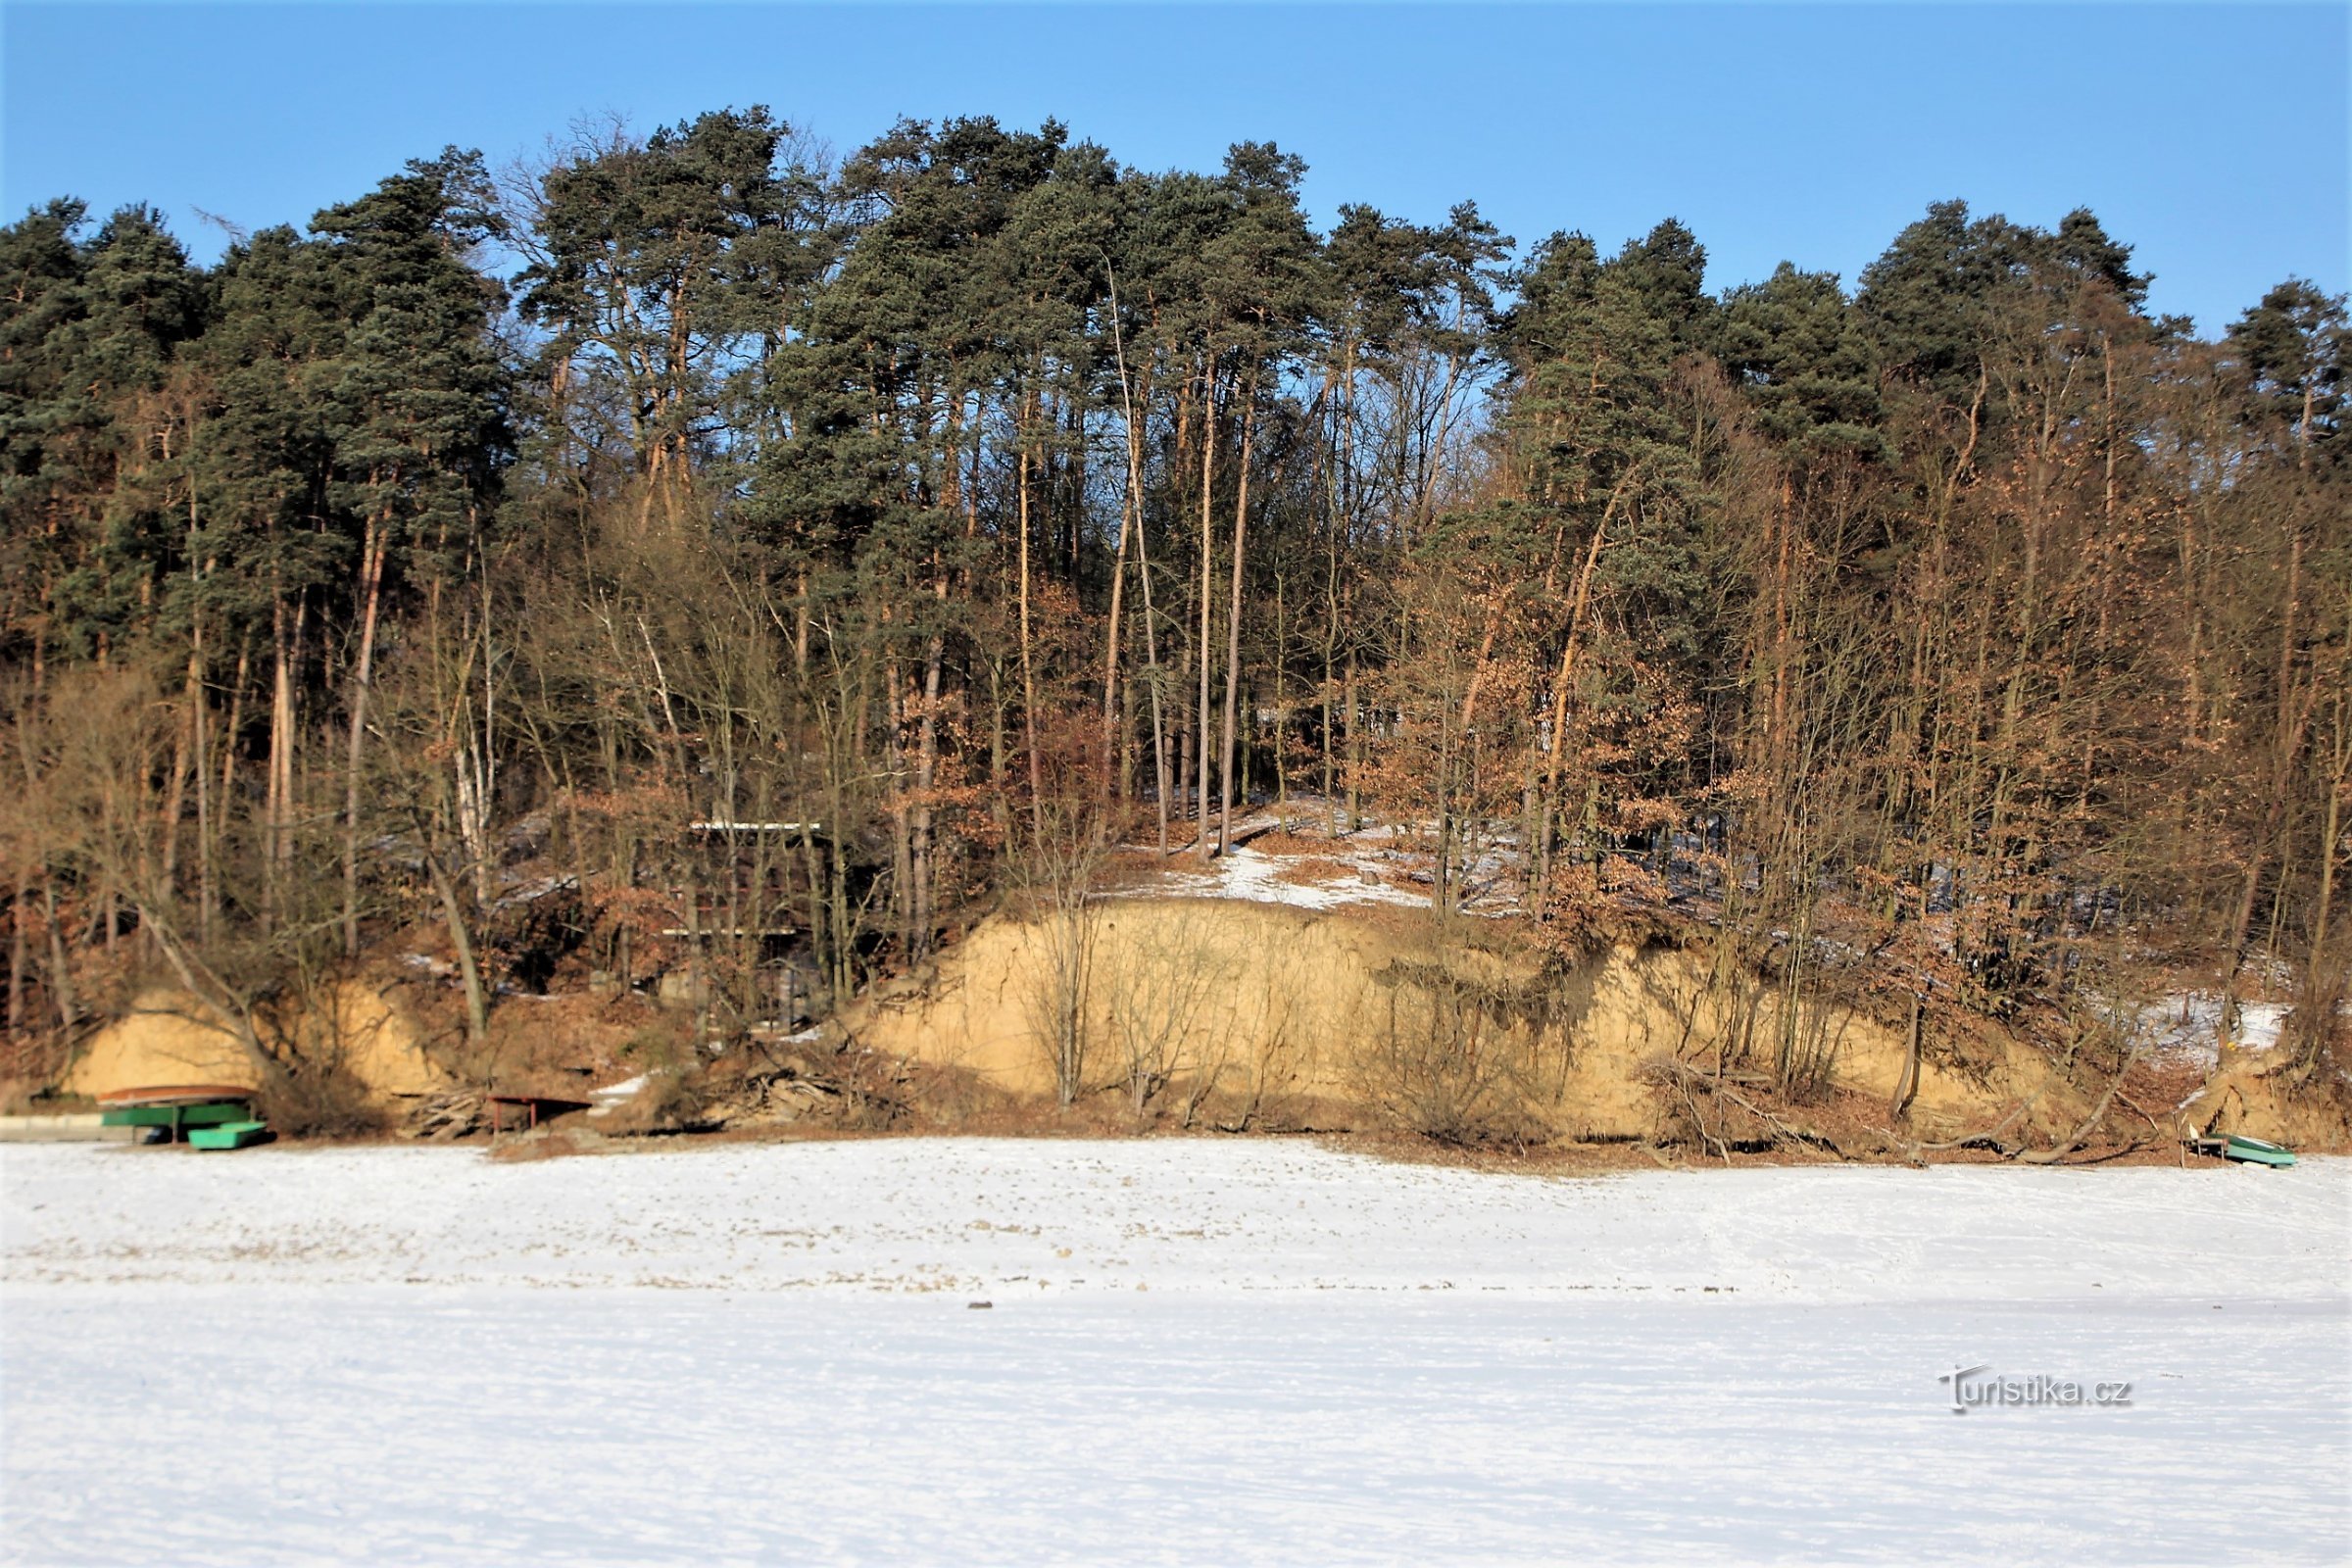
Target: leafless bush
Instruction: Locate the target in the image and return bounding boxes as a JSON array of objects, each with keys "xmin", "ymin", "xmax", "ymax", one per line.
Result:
[
  {"xmin": 2285, "ymin": 945, "xmax": 2349, "ymax": 1088},
  {"xmin": 1202, "ymin": 954, "xmax": 1309, "ymax": 1132},
  {"xmin": 258, "ymin": 1064, "xmax": 386, "ymax": 1139},
  {"xmin": 1102, "ymin": 907, "xmax": 1232, "ymax": 1118},
  {"xmin": 714, "ymin": 1034, "xmax": 917, "ymax": 1131},
  {"xmin": 1640, "ymin": 1052, "xmax": 1852, "ymax": 1161},
  {"xmin": 1007, "ymin": 803, "xmax": 1106, "ymax": 1107},
  {"xmin": 1351, "ymin": 929, "xmax": 1561, "ymax": 1146}
]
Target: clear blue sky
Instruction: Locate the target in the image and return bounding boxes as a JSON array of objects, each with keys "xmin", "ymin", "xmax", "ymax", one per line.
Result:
[{"xmin": 5, "ymin": 3, "xmax": 2346, "ymax": 335}]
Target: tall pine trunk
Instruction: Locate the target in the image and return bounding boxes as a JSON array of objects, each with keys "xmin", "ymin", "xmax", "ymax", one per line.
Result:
[
  {"xmin": 342, "ymin": 514, "xmax": 389, "ymax": 958},
  {"xmin": 1196, "ymin": 362, "xmax": 1217, "ymax": 852},
  {"xmin": 1017, "ymin": 425, "xmax": 1045, "ymax": 845},
  {"xmin": 1216, "ymin": 374, "xmax": 1255, "ymax": 857}
]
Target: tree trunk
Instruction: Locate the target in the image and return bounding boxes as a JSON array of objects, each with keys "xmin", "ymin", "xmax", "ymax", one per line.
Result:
[
  {"xmin": 341, "ymin": 515, "xmax": 390, "ymax": 958},
  {"xmin": 1533, "ymin": 493, "xmax": 1618, "ymax": 913},
  {"xmin": 1217, "ymin": 375, "xmax": 1255, "ymax": 857},
  {"xmin": 1344, "ymin": 639, "xmax": 1361, "ymax": 833},
  {"xmin": 7, "ymin": 880, "xmax": 27, "ymax": 1034},
  {"xmin": 419, "ymin": 829, "xmax": 489, "ymax": 1050},
  {"xmin": 266, "ymin": 595, "xmax": 300, "ymax": 933},
  {"xmin": 1102, "ymin": 263, "xmax": 1166, "ymax": 848},
  {"xmin": 159, "ymin": 652, "xmax": 195, "ymax": 903},
  {"xmin": 912, "ymin": 623, "xmax": 944, "ymax": 956},
  {"xmin": 2219, "ymin": 528, "xmax": 2312, "ymax": 1050},
  {"xmin": 43, "ymin": 881, "xmax": 75, "ymax": 1032},
  {"xmin": 1196, "ymin": 362, "xmax": 1217, "ymax": 852},
  {"xmin": 1017, "ymin": 435, "xmax": 1045, "ymax": 844}
]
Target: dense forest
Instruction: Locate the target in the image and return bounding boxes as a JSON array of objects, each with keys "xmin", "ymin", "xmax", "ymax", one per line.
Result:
[{"xmin": 3, "ymin": 108, "xmax": 2345, "ymax": 1107}]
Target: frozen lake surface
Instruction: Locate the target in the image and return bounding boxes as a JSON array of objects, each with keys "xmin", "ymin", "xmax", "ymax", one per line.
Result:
[{"xmin": 5, "ymin": 1139, "xmax": 2346, "ymax": 1563}]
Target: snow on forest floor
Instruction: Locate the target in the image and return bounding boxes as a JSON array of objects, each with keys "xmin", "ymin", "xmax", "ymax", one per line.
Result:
[
  {"xmin": 1119, "ymin": 801, "xmax": 1519, "ymax": 914},
  {"xmin": 2137, "ymin": 992, "xmax": 2294, "ymax": 1066},
  {"xmin": 1138, "ymin": 841, "xmax": 1431, "ymax": 913},
  {"xmin": 5, "ymin": 1139, "xmax": 2347, "ymax": 1564}
]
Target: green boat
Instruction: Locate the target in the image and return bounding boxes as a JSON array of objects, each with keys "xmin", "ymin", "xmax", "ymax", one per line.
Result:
[
  {"xmin": 97, "ymin": 1087, "xmax": 256, "ymax": 1140},
  {"xmin": 186, "ymin": 1120, "xmax": 270, "ymax": 1151},
  {"xmin": 100, "ymin": 1101, "xmax": 251, "ymax": 1129},
  {"xmin": 2224, "ymin": 1135, "xmax": 2297, "ymax": 1168}
]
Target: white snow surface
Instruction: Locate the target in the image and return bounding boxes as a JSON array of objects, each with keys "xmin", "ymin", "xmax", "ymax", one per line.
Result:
[
  {"xmin": 1139, "ymin": 843, "xmax": 1429, "ymax": 912},
  {"xmin": 5, "ymin": 1139, "xmax": 2347, "ymax": 1564},
  {"xmin": 2139, "ymin": 992, "xmax": 2293, "ymax": 1065}
]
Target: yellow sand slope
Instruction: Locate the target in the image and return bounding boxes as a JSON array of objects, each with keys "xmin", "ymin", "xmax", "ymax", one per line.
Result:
[{"xmin": 63, "ymin": 984, "xmax": 447, "ymax": 1102}]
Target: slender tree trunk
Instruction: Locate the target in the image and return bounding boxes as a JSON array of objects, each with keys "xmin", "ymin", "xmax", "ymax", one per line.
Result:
[
  {"xmin": 266, "ymin": 595, "xmax": 299, "ymax": 933},
  {"xmin": 212, "ymin": 635, "xmax": 248, "ymax": 942},
  {"xmin": 1533, "ymin": 494, "xmax": 1618, "ymax": 912},
  {"xmin": 419, "ymin": 825, "xmax": 489, "ymax": 1049},
  {"xmin": 2219, "ymin": 528, "xmax": 2311, "ymax": 1049},
  {"xmin": 1018, "ymin": 433, "xmax": 1045, "ymax": 844},
  {"xmin": 914, "ymin": 400, "xmax": 965, "ymax": 946},
  {"xmin": 42, "ymin": 882, "xmax": 74, "ymax": 1032},
  {"xmin": 7, "ymin": 879, "xmax": 27, "ymax": 1034},
  {"xmin": 1101, "ymin": 456, "xmax": 1132, "ymax": 793},
  {"xmin": 1099, "ymin": 289, "xmax": 1138, "ymax": 792},
  {"xmin": 1176, "ymin": 640, "xmax": 1195, "ymax": 844},
  {"xmin": 464, "ymin": 538, "xmax": 498, "ymax": 906},
  {"xmin": 1101, "ymin": 264, "xmax": 1167, "ymax": 849},
  {"xmin": 2309, "ymin": 628, "xmax": 2351, "ymax": 979},
  {"xmin": 160, "ymin": 652, "xmax": 195, "ymax": 898},
  {"xmin": 986, "ymin": 661, "xmax": 1010, "ymax": 841},
  {"xmin": 1273, "ymin": 573, "xmax": 1289, "ymax": 815},
  {"xmin": 912, "ymin": 622, "xmax": 944, "ymax": 955},
  {"xmin": 1344, "ymin": 637, "xmax": 1361, "ymax": 832},
  {"xmin": 341, "ymin": 515, "xmax": 390, "ymax": 958},
  {"xmin": 190, "ymin": 620, "xmax": 212, "ymax": 940},
  {"xmin": 885, "ymin": 644, "xmax": 913, "ymax": 955},
  {"xmin": 1217, "ymin": 375, "xmax": 1255, "ymax": 857},
  {"xmin": 1136, "ymin": 509, "xmax": 1171, "ymax": 857},
  {"xmin": 1322, "ymin": 368, "xmax": 1348, "ymax": 830},
  {"xmin": 1196, "ymin": 363, "xmax": 1217, "ymax": 852}
]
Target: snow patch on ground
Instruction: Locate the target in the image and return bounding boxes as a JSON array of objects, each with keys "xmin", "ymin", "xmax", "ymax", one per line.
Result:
[
  {"xmin": 2138, "ymin": 992, "xmax": 2292, "ymax": 1065},
  {"xmin": 582, "ymin": 1074, "xmax": 650, "ymax": 1119},
  {"xmin": 589, "ymin": 1074, "xmax": 648, "ymax": 1102},
  {"xmin": 5, "ymin": 1140, "xmax": 2345, "ymax": 1563},
  {"xmin": 1134, "ymin": 844, "xmax": 1429, "ymax": 913}
]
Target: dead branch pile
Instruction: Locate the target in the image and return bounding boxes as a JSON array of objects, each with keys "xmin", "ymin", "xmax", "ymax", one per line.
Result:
[{"xmin": 402, "ymin": 1090, "xmax": 486, "ymax": 1141}]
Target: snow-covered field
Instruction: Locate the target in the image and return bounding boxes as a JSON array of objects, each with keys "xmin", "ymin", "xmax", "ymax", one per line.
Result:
[{"xmin": 5, "ymin": 1139, "xmax": 2346, "ymax": 1564}]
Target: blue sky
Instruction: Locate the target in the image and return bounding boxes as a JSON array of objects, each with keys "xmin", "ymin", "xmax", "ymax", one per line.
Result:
[{"xmin": 4, "ymin": 3, "xmax": 2345, "ymax": 335}]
